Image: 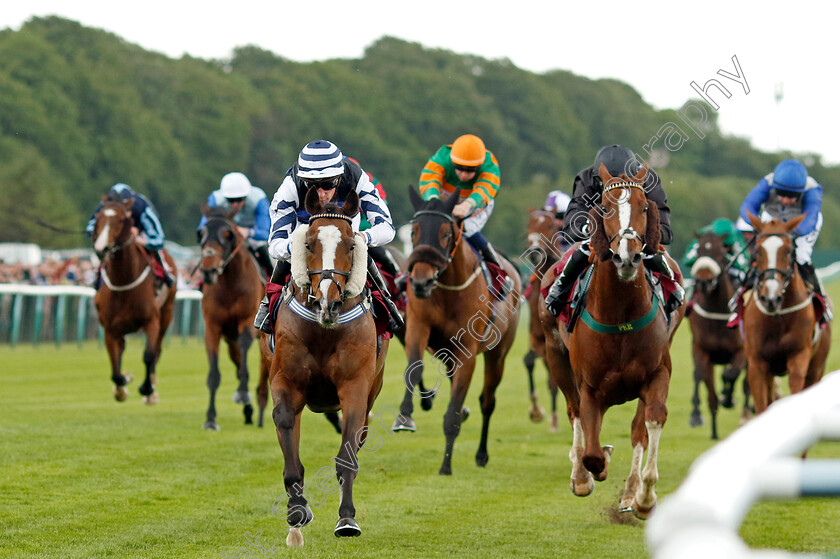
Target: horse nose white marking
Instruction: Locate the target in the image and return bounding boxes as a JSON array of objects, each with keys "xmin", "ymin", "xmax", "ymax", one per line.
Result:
[
  {"xmin": 761, "ymin": 236, "xmax": 784, "ymax": 271},
  {"xmin": 617, "ymin": 192, "xmax": 632, "ymax": 263},
  {"xmin": 317, "ymin": 225, "xmax": 342, "ymax": 298},
  {"xmin": 94, "ymin": 224, "xmax": 110, "ymax": 252},
  {"xmin": 103, "ymin": 208, "xmax": 117, "ymax": 217}
]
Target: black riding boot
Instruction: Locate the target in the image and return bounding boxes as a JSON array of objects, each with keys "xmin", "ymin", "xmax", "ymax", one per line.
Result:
[
  {"xmin": 153, "ymin": 250, "xmax": 175, "ymax": 287},
  {"xmin": 644, "ymin": 251, "xmax": 685, "ymax": 315},
  {"xmin": 799, "ymin": 262, "xmax": 833, "ymax": 324},
  {"xmin": 480, "ymin": 241, "xmax": 514, "ymax": 299},
  {"xmin": 545, "ymin": 243, "xmax": 590, "ymax": 317},
  {"xmin": 253, "ymin": 244, "xmax": 275, "ymax": 279},
  {"xmin": 254, "ymin": 260, "xmax": 291, "ymax": 334},
  {"xmin": 367, "ymin": 256, "xmax": 405, "ymax": 332}
]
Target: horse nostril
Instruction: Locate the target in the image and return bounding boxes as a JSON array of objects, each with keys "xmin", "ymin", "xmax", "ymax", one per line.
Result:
[
  {"xmin": 611, "ymin": 253, "xmax": 623, "ymax": 266},
  {"xmin": 330, "ymin": 301, "xmax": 342, "ymax": 315},
  {"xmin": 631, "ymin": 253, "xmax": 642, "ymax": 266}
]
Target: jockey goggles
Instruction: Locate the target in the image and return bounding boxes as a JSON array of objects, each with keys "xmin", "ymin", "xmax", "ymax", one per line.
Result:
[
  {"xmin": 302, "ymin": 176, "xmax": 341, "ymax": 191},
  {"xmin": 225, "ymin": 196, "xmax": 246, "ymax": 204},
  {"xmin": 454, "ymin": 164, "xmax": 479, "ymax": 173}
]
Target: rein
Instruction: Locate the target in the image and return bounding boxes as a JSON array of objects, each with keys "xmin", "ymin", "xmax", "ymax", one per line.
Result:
[
  {"xmin": 98, "ymin": 229, "xmax": 152, "ymax": 292},
  {"xmin": 410, "ymin": 209, "xmax": 467, "ymax": 284}
]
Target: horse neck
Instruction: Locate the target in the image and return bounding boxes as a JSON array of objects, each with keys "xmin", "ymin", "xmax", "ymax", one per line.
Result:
[
  {"xmin": 783, "ymin": 271, "xmax": 809, "ymax": 305},
  {"xmin": 221, "ymin": 247, "xmax": 256, "ymax": 288},
  {"xmin": 437, "ymin": 233, "xmax": 478, "ymax": 285},
  {"xmin": 588, "ymin": 259, "xmax": 651, "ymax": 321},
  {"xmin": 106, "ymin": 242, "xmax": 147, "ymax": 282}
]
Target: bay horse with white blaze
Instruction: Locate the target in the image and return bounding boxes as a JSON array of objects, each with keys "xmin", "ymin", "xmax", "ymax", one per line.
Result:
[
  {"xmin": 259, "ymin": 187, "xmax": 388, "ymax": 545},
  {"xmin": 523, "ymin": 208, "xmax": 564, "ymax": 431},
  {"xmin": 743, "ymin": 213, "xmax": 831, "ymax": 414},
  {"xmin": 394, "ymin": 186, "xmax": 521, "ymax": 475},
  {"xmin": 92, "ymin": 197, "xmax": 177, "ymax": 403},
  {"xmin": 687, "ymin": 231, "xmax": 749, "ymax": 439},
  {"xmin": 198, "ymin": 207, "xmax": 269, "ymax": 430},
  {"xmin": 540, "ymin": 163, "xmax": 684, "ymax": 518}
]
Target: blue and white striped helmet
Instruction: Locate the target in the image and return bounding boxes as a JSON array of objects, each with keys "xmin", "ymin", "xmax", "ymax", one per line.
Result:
[
  {"xmin": 297, "ymin": 140, "xmax": 344, "ymax": 179},
  {"xmin": 107, "ymin": 183, "xmax": 135, "ymax": 202}
]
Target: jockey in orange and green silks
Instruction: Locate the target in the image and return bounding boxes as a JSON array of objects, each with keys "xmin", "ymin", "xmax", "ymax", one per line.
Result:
[{"xmin": 418, "ymin": 134, "xmax": 511, "ymax": 299}]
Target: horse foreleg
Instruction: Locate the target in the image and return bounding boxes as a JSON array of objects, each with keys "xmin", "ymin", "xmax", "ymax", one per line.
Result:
[
  {"xmin": 234, "ymin": 328, "xmax": 254, "ymax": 424},
  {"xmin": 394, "ymin": 322, "xmax": 430, "ymax": 432},
  {"xmin": 634, "ymin": 365, "xmax": 670, "ymax": 520},
  {"xmin": 140, "ymin": 320, "xmax": 161, "ymax": 404},
  {"xmin": 439, "ymin": 355, "xmax": 477, "ymax": 476},
  {"xmin": 334, "ymin": 385, "xmax": 370, "ymax": 537},
  {"xmin": 476, "ymin": 352, "xmax": 505, "ymax": 468},
  {"xmin": 105, "ymin": 331, "xmax": 130, "ymax": 401},
  {"xmin": 203, "ymin": 323, "xmax": 223, "ymax": 431},
  {"xmin": 548, "ymin": 374, "xmax": 560, "ymax": 433},
  {"xmin": 524, "ymin": 349, "xmax": 545, "ymax": 423},
  {"xmin": 621, "ymin": 400, "xmax": 647, "ymax": 512},
  {"xmin": 787, "ymin": 349, "xmax": 812, "ymax": 396},
  {"xmin": 747, "ymin": 357, "xmax": 771, "ymax": 415},
  {"xmin": 689, "ymin": 344, "xmax": 707, "ymax": 429},
  {"xmin": 569, "ymin": 416, "xmax": 594, "ymax": 496},
  {"xmin": 579, "ymin": 386, "xmax": 608, "ymax": 481},
  {"xmin": 272, "ymin": 388, "xmax": 312, "ymax": 541},
  {"xmin": 256, "ymin": 340, "xmax": 269, "ymax": 428}
]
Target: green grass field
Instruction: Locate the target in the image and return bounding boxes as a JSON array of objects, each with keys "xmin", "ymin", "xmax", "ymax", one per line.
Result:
[{"xmin": 3, "ymin": 286, "xmax": 840, "ymax": 558}]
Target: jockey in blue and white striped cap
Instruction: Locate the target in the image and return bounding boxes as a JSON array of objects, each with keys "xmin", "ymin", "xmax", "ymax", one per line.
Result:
[{"xmin": 297, "ymin": 140, "xmax": 345, "ymax": 179}]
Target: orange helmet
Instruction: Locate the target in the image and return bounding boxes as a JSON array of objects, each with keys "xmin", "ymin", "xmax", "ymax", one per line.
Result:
[{"xmin": 450, "ymin": 134, "xmax": 486, "ymax": 167}]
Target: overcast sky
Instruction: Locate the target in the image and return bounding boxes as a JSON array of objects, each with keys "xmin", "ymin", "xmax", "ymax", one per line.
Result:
[{"xmin": 4, "ymin": 1, "xmax": 838, "ymax": 167}]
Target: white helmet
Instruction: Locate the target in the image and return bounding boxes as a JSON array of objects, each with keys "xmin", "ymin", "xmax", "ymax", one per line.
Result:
[{"xmin": 220, "ymin": 172, "xmax": 251, "ymax": 198}]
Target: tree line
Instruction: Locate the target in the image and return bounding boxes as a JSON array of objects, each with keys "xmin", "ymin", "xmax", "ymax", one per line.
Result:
[{"xmin": 2, "ymin": 16, "xmax": 838, "ymax": 263}]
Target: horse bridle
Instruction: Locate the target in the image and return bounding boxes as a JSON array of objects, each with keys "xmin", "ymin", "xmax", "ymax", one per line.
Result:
[
  {"xmin": 409, "ymin": 209, "xmax": 463, "ymax": 283},
  {"xmin": 305, "ymin": 212, "xmax": 355, "ymax": 303},
  {"xmin": 200, "ymin": 218, "xmax": 245, "ymax": 277},
  {"xmin": 602, "ymin": 182, "xmax": 648, "ymax": 255},
  {"xmin": 96, "ymin": 212, "xmax": 136, "ymax": 262},
  {"xmin": 753, "ymin": 232, "xmax": 797, "ymax": 293}
]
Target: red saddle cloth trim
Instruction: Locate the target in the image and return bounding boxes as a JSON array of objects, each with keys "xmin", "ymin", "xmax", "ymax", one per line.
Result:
[
  {"xmin": 150, "ymin": 259, "xmax": 166, "ymax": 282},
  {"xmin": 486, "ymin": 261, "xmax": 508, "ymax": 295}
]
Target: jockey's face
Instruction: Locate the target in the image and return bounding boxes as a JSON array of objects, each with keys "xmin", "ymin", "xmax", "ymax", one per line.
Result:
[
  {"xmin": 455, "ymin": 168, "xmax": 477, "ymax": 182},
  {"xmin": 778, "ymin": 193, "xmax": 801, "ymax": 207}
]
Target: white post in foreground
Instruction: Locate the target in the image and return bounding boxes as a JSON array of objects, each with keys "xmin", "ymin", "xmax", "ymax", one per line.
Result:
[{"xmin": 647, "ymin": 370, "xmax": 840, "ymax": 559}]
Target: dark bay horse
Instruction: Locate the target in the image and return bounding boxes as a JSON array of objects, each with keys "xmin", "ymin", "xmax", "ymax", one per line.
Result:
[
  {"xmin": 394, "ymin": 187, "xmax": 521, "ymax": 475},
  {"xmin": 743, "ymin": 213, "xmax": 831, "ymax": 415},
  {"xmin": 687, "ymin": 231, "xmax": 749, "ymax": 439},
  {"xmin": 523, "ymin": 209, "xmax": 564, "ymax": 431},
  {"xmin": 92, "ymin": 198, "xmax": 177, "ymax": 403},
  {"xmin": 259, "ymin": 187, "xmax": 388, "ymax": 545},
  {"xmin": 539, "ymin": 164, "xmax": 684, "ymax": 518},
  {"xmin": 198, "ymin": 207, "xmax": 269, "ymax": 431}
]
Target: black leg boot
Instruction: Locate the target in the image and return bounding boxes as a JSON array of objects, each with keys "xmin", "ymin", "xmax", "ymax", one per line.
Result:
[
  {"xmin": 799, "ymin": 262, "xmax": 833, "ymax": 324},
  {"xmin": 545, "ymin": 243, "xmax": 590, "ymax": 317},
  {"xmin": 367, "ymin": 256, "xmax": 405, "ymax": 332},
  {"xmin": 254, "ymin": 260, "xmax": 291, "ymax": 334},
  {"xmin": 644, "ymin": 251, "xmax": 685, "ymax": 315}
]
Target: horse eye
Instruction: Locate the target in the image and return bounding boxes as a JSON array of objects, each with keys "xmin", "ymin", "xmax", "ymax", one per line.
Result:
[
  {"xmin": 643, "ymin": 205, "xmax": 648, "ymax": 213},
  {"xmin": 305, "ymin": 242, "xmax": 312, "ymax": 252}
]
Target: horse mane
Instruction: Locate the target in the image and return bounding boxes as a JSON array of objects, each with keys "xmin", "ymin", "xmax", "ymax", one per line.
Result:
[
  {"xmin": 644, "ymin": 201, "xmax": 661, "ymax": 253},
  {"xmin": 345, "ymin": 234, "xmax": 368, "ymax": 297},
  {"xmin": 290, "ymin": 225, "xmax": 311, "ymax": 288}
]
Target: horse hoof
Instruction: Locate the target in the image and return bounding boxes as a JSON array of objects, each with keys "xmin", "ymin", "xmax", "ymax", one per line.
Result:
[
  {"xmin": 529, "ymin": 404, "xmax": 546, "ymax": 423},
  {"xmin": 689, "ymin": 412, "xmax": 704, "ymax": 427},
  {"xmin": 461, "ymin": 407, "xmax": 470, "ymax": 423},
  {"xmin": 420, "ymin": 394, "xmax": 434, "ymax": 411},
  {"xmin": 138, "ymin": 383, "xmax": 154, "ymax": 397},
  {"xmin": 476, "ymin": 451, "xmax": 489, "ymax": 467},
  {"xmin": 570, "ymin": 478, "xmax": 594, "ymax": 497},
  {"xmin": 113, "ymin": 385, "xmax": 128, "ymax": 402},
  {"xmin": 720, "ymin": 396, "xmax": 734, "ymax": 409},
  {"xmin": 391, "ymin": 415, "xmax": 416, "ymax": 432},
  {"xmin": 203, "ymin": 421, "xmax": 220, "ymax": 431},
  {"xmin": 334, "ymin": 517, "xmax": 361, "ymax": 537},
  {"xmin": 142, "ymin": 392, "xmax": 159, "ymax": 405},
  {"xmin": 233, "ymin": 391, "xmax": 251, "ymax": 405},
  {"xmin": 603, "ymin": 445, "xmax": 614, "ymax": 462},
  {"xmin": 633, "ymin": 504, "xmax": 655, "ymax": 520},
  {"xmin": 439, "ymin": 465, "xmax": 452, "ymax": 476},
  {"xmin": 286, "ymin": 527, "xmax": 304, "ymax": 547}
]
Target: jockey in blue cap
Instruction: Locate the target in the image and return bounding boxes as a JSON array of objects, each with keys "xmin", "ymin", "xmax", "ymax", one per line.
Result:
[
  {"xmin": 197, "ymin": 172, "xmax": 273, "ymax": 278},
  {"xmin": 735, "ymin": 158, "xmax": 831, "ymax": 324},
  {"xmin": 86, "ymin": 183, "xmax": 174, "ymax": 287}
]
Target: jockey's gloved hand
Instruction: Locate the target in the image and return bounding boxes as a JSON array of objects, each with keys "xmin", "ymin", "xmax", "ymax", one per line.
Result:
[{"xmin": 545, "ymin": 280, "xmax": 566, "ymax": 318}]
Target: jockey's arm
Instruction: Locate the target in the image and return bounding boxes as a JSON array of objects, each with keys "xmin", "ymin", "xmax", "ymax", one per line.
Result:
[
  {"xmin": 796, "ymin": 184, "xmax": 823, "ymax": 236},
  {"xmin": 738, "ymin": 178, "xmax": 772, "ymax": 227},
  {"xmin": 138, "ymin": 207, "xmax": 165, "ymax": 251},
  {"xmin": 268, "ymin": 177, "xmax": 299, "ymax": 261},
  {"xmin": 249, "ymin": 197, "xmax": 271, "ymax": 242},
  {"xmin": 355, "ymin": 173, "xmax": 395, "ymax": 247}
]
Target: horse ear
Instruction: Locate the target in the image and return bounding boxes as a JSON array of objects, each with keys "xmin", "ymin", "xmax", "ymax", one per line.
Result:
[
  {"xmin": 587, "ymin": 208, "xmax": 611, "ymax": 262},
  {"xmin": 644, "ymin": 200, "xmax": 661, "ymax": 253},
  {"xmin": 598, "ymin": 163, "xmax": 612, "ymax": 185},
  {"xmin": 444, "ymin": 192, "xmax": 460, "ymax": 215},
  {"xmin": 304, "ymin": 186, "xmax": 321, "ymax": 215},
  {"xmin": 785, "ymin": 212, "xmax": 807, "ymax": 232},
  {"xmin": 408, "ymin": 184, "xmax": 424, "ymax": 210},
  {"xmin": 342, "ymin": 189, "xmax": 360, "ymax": 217},
  {"xmin": 632, "ymin": 162, "xmax": 649, "ymax": 184},
  {"xmin": 747, "ymin": 212, "xmax": 763, "ymax": 233}
]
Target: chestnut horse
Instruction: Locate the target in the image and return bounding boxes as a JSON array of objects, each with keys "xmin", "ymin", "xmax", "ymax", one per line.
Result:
[
  {"xmin": 539, "ymin": 164, "xmax": 684, "ymax": 518},
  {"xmin": 92, "ymin": 198, "xmax": 177, "ymax": 403},
  {"xmin": 198, "ymin": 207, "xmax": 268, "ymax": 431},
  {"xmin": 523, "ymin": 209, "xmax": 564, "ymax": 431},
  {"xmin": 393, "ymin": 187, "xmax": 521, "ymax": 475},
  {"xmin": 743, "ymin": 213, "xmax": 831, "ymax": 414},
  {"xmin": 687, "ymin": 231, "xmax": 749, "ymax": 439},
  {"xmin": 260, "ymin": 187, "xmax": 388, "ymax": 545}
]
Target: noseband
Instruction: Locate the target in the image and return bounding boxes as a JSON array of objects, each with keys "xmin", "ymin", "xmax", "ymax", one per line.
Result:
[
  {"xmin": 200, "ymin": 219, "xmax": 244, "ymax": 277},
  {"xmin": 603, "ymin": 182, "xmax": 647, "ymax": 255}
]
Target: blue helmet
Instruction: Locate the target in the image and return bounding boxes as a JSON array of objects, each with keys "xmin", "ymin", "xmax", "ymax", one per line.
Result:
[
  {"xmin": 771, "ymin": 159, "xmax": 807, "ymax": 193},
  {"xmin": 107, "ymin": 183, "xmax": 136, "ymax": 202}
]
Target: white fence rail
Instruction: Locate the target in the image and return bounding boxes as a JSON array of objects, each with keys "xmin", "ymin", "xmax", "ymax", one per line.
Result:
[{"xmin": 647, "ymin": 370, "xmax": 840, "ymax": 559}]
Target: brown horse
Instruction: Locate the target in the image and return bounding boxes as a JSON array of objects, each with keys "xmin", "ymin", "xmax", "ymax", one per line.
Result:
[
  {"xmin": 260, "ymin": 187, "xmax": 388, "ymax": 545},
  {"xmin": 198, "ymin": 207, "xmax": 269, "ymax": 431},
  {"xmin": 92, "ymin": 198, "xmax": 177, "ymax": 403},
  {"xmin": 687, "ymin": 231, "xmax": 749, "ymax": 439},
  {"xmin": 539, "ymin": 163, "xmax": 684, "ymax": 518},
  {"xmin": 393, "ymin": 187, "xmax": 521, "ymax": 475},
  {"xmin": 743, "ymin": 213, "xmax": 831, "ymax": 414},
  {"xmin": 523, "ymin": 209, "xmax": 565, "ymax": 431}
]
